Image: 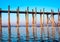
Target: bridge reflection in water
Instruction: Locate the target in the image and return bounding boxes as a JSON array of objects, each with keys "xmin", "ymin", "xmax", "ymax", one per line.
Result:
[
  {"xmin": 0, "ymin": 6, "xmax": 60, "ymax": 42},
  {"xmin": 1, "ymin": 27, "xmax": 60, "ymax": 42}
]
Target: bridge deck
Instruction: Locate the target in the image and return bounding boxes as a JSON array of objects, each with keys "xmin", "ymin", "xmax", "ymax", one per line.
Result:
[{"xmin": 0, "ymin": 10, "xmax": 59, "ymax": 15}]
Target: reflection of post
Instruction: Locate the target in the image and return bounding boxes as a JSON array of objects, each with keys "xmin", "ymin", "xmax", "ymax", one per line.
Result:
[
  {"xmin": 46, "ymin": 14, "xmax": 49, "ymax": 40},
  {"xmin": 58, "ymin": 27, "xmax": 60, "ymax": 41},
  {"xmin": 8, "ymin": 5, "xmax": 11, "ymax": 42},
  {"xmin": 51, "ymin": 9, "xmax": 55, "ymax": 40},
  {"xmin": 0, "ymin": 8, "xmax": 2, "ymax": 42},
  {"xmin": 16, "ymin": 7, "xmax": 20, "ymax": 42},
  {"xmin": 25, "ymin": 7, "xmax": 29, "ymax": 42},
  {"xmin": 17, "ymin": 26, "xmax": 20, "ymax": 42},
  {"xmin": 58, "ymin": 9, "xmax": 60, "ymax": 41}
]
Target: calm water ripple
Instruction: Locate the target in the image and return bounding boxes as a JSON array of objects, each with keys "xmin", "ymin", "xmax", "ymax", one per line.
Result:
[{"xmin": 0, "ymin": 27, "xmax": 60, "ymax": 42}]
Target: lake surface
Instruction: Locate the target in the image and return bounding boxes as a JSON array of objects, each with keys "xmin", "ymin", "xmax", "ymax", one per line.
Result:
[{"xmin": 0, "ymin": 27, "xmax": 60, "ymax": 42}]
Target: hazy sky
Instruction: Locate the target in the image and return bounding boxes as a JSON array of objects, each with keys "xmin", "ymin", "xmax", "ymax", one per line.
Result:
[{"xmin": 0, "ymin": 0, "xmax": 59, "ymax": 26}]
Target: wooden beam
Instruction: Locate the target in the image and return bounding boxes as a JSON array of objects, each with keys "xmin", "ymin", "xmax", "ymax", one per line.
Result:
[{"xmin": 0, "ymin": 10, "xmax": 58, "ymax": 15}]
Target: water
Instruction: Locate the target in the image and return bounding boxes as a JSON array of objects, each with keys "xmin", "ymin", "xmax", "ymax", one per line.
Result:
[{"xmin": 0, "ymin": 27, "xmax": 60, "ymax": 42}]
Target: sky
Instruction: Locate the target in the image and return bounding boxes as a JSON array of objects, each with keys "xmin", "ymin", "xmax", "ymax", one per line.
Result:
[{"xmin": 0, "ymin": 0, "xmax": 59, "ymax": 26}]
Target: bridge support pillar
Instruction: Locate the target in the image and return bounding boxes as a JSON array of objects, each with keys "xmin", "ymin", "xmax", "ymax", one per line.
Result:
[
  {"xmin": 8, "ymin": 6, "xmax": 11, "ymax": 42},
  {"xmin": 51, "ymin": 9, "xmax": 55, "ymax": 40},
  {"xmin": 40, "ymin": 9, "xmax": 43, "ymax": 39},
  {"xmin": 0, "ymin": 8, "xmax": 2, "ymax": 41},
  {"xmin": 16, "ymin": 7, "xmax": 20, "ymax": 42},
  {"xmin": 58, "ymin": 9, "xmax": 60, "ymax": 27},
  {"xmin": 34, "ymin": 8, "xmax": 37, "ymax": 40},
  {"xmin": 58, "ymin": 9, "xmax": 60, "ymax": 41},
  {"xmin": 25, "ymin": 7, "xmax": 29, "ymax": 41},
  {"xmin": 32, "ymin": 9, "xmax": 35, "ymax": 39}
]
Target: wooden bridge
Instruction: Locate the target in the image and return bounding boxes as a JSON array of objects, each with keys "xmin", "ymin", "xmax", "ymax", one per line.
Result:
[
  {"xmin": 0, "ymin": 6, "xmax": 60, "ymax": 27},
  {"xmin": 0, "ymin": 5, "xmax": 60, "ymax": 42}
]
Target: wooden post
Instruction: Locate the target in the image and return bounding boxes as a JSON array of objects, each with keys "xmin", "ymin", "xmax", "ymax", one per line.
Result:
[
  {"xmin": 8, "ymin": 5, "xmax": 11, "ymax": 42},
  {"xmin": 51, "ymin": 9, "xmax": 55, "ymax": 40},
  {"xmin": 0, "ymin": 8, "xmax": 2, "ymax": 42},
  {"xmin": 34, "ymin": 8, "xmax": 37, "ymax": 40},
  {"xmin": 35, "ymin": 8, "xmax": 36, "ymax": 25},
  {"xmin": 58, "ymin": 9, "xmax": 60, "ymax": 27},
  {"xmin": 42, "ymin": 8, "xmax": 45, "ymax": 40},
  {"xmin": 40, "ymin": 9, "xmax": 42, "ymax": 27},
  {"xmin": 25, "ymin": 7, "xmax": 29, "ymax": 41},
  {"xmin": 16, "ymin": 7, "xmax": 19, "ymax": 27},
  {"xmin": 51, "ymin": 9, "xmax": 55, "ymax": 27},
  {"xmin": 16, "ymin": 7, "xmax": 20, "ymax": 42},
  {"xmin": 32, "ymin": 9, "xmax": 35, "ymax": 40},
  {"xmin": 32, "ymin": 9, "xmax": 34, "ymax": 32},
  {"xmin": 43, "ymin": 8, "xmax": 44, "ymax": 27},
  {"xmin": 58, "ymin": 9, "xmax": 60, "ymax": 41},
  {"xmin": 8, "ymin": 6, "xmax": 10, "ymax": 27}
]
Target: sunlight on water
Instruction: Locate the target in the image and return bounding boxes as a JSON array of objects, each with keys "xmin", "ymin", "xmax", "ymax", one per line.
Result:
[{"xmin": 1, "ymin": 27, "xmax": 60, "ymax": 42}]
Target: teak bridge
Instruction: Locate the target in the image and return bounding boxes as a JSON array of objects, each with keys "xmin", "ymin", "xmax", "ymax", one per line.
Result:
[
  {"xmin": 0, "ymin": 6, "xmax": 60, "ymax": 42},
  {"xmin": 0, "ymin": 6, "xmax": 60, "ymax": 28}
]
